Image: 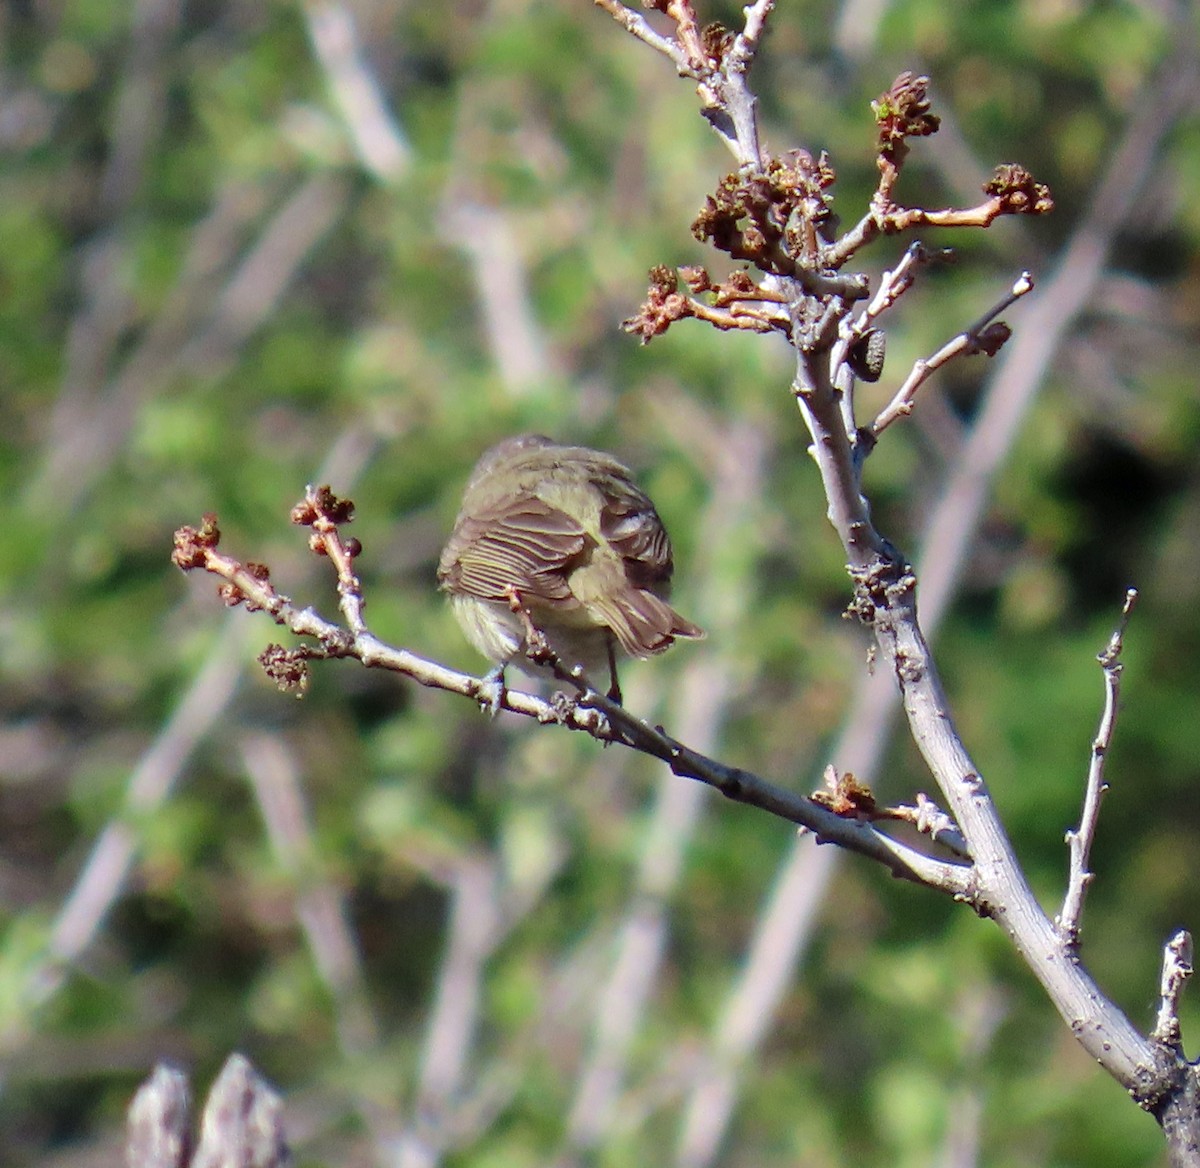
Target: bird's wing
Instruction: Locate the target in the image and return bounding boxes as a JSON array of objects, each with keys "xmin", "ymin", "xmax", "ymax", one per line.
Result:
[
  {"xmin": 598, "ymin": 493, "xmax": 673, "ymax": 589},
  {"xmin": 586, "ymin": 492, "xmax": 704, "ymax": 656},
  {"xmin": 438, "ymin": 494, "xmax": 589, "ymax": 604}
]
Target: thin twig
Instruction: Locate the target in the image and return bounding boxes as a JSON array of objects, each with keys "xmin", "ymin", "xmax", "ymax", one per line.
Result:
[
  {"xmin": 730, "ymin": 0, "xmax": 776, "ymax": 70},
  {"xmin": 869, "ymin": 271, "xmax": 1033, "ymax": 436},
  {"xmin": 1058, "ymin": 588, "xmax": 1137, "ymax": 949},
  {"xmin": 593, "ymin": 0, "xmax": 693, "ymax": 74},
  {"xmin": 1152, "ymin": 931, "xmax": 1194, "ymax": 1055},
  {"xmin": 881, "ymin": 792, "xmax": 969, "ymax": 858},
  {"xmin": 17, "ymin": 626, "xmax": 248, "ymax": 1023},
  {"xmin": 829, "ymin": 240, "xmax": 937, "ymax": 436}
]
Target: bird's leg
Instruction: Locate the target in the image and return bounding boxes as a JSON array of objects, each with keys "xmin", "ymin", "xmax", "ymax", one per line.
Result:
[
  {"xmin": 605, "ymin": 637, "xmax": 623, "ymax": 705},
  {"xmin": 506, "ymin": 587, "xmax": 556, "ymax": 668}
]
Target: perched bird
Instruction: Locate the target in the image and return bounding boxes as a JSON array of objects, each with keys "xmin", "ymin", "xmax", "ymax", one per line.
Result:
[{"xmin": 438, "ymin": 434, "xmax": 703, "ymax": 702}]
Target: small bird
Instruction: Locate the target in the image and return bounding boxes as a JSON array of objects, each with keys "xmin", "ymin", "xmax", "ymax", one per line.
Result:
[{"xmin": 438, "ymin": 434, "xmax": 703, "ymax": 702}]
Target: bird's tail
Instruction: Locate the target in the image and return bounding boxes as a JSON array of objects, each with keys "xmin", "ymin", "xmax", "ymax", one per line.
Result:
[{"xmin": 590, "ymin": 589, "xmax": 704, "ymax": 659}]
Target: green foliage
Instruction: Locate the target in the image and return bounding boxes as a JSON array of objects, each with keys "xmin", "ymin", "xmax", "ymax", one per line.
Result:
[{"xmin": 1, "ymin": 1, "xmax": 1197, "ymax": 1166}]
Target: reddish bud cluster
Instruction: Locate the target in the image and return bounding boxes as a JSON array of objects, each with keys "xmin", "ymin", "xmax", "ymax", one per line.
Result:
[
  {"xmin": 291, "ymin": 485, "xmax": 355, "ymax": 528},
  {"xmin": 700, "ymin": 21, "xmax": 732, "ymax": 66},
  {"xmin": 622, "ymin": 265, "xmax": 694, "ymax": 342},
  {"xmin": 873, "ymin": 72, "xmax": 940, "ymax": 166},
  {"xmin": 984, "ymin": 164, "xmax": 1055, "ymax": 216},
  {"xmin": 171, "ymin": 514, "xmax": 221, "ymax": 571},
  {"xmin": 259, "ymin": 644, "xmax": 311, "ymax": 696},
  {"xmin": 692, "ymin": 151, "xmax": 838, "ymax": 272}
]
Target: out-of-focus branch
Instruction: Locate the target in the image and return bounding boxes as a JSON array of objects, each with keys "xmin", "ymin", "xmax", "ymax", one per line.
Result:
[
  {"xmin": 438, "ymin": 51, "xmax": 562, "ymax": 397},
  {"xmin": 395, "ymin": 856, "xmax": 501, "ymax": 1168},
  {"xmin": 31, "ymin": 170, "xmax": 349, "ymax": 518},
  {"xmin": 5, "ymin": 625, "xmax": 248, "ymax": 1042},
  {"xmin": 178, "ymin": 174, "xmax": 351, "ymax": 378},
  {"xmin": 302, "ymin": 0, "xmax": 411, "ymax": 184},
  {"xmin": 440, "ymin": 200, "xmax": 560, "ymax": 395},
  {"xmin": 391, "ymin": 776, "xmax": 570, "ymax": 1164},
  {"xmin": 676, "ymin": 664, "xmax": 893, "ymax": 1168},
  {"xmin": 937, "ymin": 984, "xmax": 1007, "ymax": 1168},
  {"xmin": 561, "ymin": 415, "xmax": 766, "ymax": 1156},
  {"xmin": 239, "ymin": 734, "xmax": 381, "ymax": 1057}
]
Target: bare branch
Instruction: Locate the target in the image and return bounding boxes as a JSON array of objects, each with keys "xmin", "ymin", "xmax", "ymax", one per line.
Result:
[
  {"xmin": 729, "ymin": 0, "xmax": 776, "ymax": 72},
  {"xmin": 173, "ymin": 509, "xmax": 971, "ymax": 897},
  {"xmin": 398, "ymin": 857, "xmax": 501, "ymax": 1168},
  {"xmin": 1059, "ymin": 588, "xmax": 1137, "ymax": 948},
  {"xmin": 22, "ymin": 629, "xmax": 247, "ymax": 1025},
  {"xmin": 884, "ymin": 792, "xmax": 970, "ymax": 859}
]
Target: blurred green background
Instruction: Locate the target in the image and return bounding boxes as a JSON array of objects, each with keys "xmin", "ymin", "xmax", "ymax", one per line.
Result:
[{"xmin": 1, "ymin": 0, "xmax": 1198, "ymax": 1165}]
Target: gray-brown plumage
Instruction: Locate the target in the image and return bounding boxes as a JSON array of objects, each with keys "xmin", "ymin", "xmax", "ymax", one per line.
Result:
[{"xmin": 438, "ymin": 434, "xmax": 703, "ymax": 698}]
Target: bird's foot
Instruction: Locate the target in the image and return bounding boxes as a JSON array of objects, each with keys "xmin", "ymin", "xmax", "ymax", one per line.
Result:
[
  {"xmin": 477, "ymin": 665, "xmax": 507, "ymax": 717},
  {"xmin": 550, "ymin": 690, "xmax": 578, "ymax": 724},
  {"xmin": 524, "ymin": 627, "xmax": 556, "ymax": 669}
]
